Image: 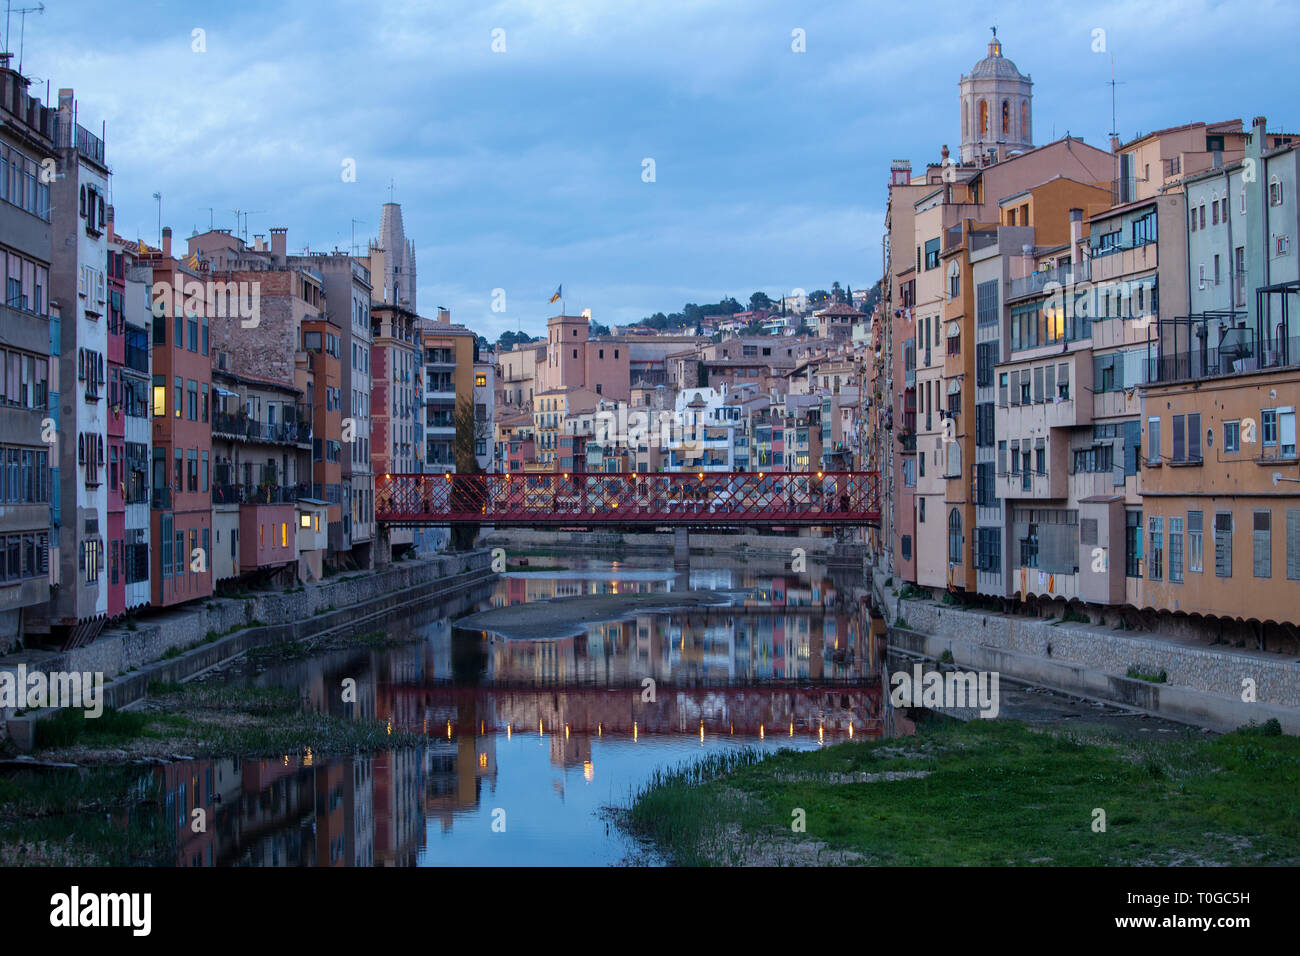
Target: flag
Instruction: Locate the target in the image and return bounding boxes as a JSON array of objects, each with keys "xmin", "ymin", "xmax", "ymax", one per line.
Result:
[{"xmin": 549, "ymin": 285, "xmax": 562, "ymax": 304}]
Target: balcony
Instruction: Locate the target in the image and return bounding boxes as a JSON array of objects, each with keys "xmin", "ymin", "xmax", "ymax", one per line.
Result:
[
  {"xmin": 54, "ymin": 116, "xmax": 106, "ymax": 167},
  {"xmin": 1147, "ymin": 321, "xmax": 1300, "ymax": 385},
  {"xmin": 213, "ymin": 483, "xmax": 304, "ymax": 505},
  {"xmin": 212, "ymin": 412, "xmax": 312, "ymax": 446},
  {"xmin": 1007, "ymin": 261, "xmax": 1091, "ymax": 302}
]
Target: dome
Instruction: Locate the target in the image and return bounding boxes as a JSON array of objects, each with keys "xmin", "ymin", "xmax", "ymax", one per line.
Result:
[{"xmin": 969, "ymin": 51, "xmax": 1025, "ymax": 79}]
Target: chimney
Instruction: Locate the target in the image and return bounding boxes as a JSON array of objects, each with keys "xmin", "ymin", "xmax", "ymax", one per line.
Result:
[
  {"xmin": 1068, "ymin": 208, "xmax": 1083, "ymax": 269},
  {"xmin": 162, "ymin": 226, "xmax": 172, "ymax": 259},
  {"xmin": 1109, "ymin": 133, "xmax": 1121, "ymax": 154},
  {"xmin": 1252, "ymin": 115, "xmax": 1267, "ymax": 144},
  {"xmin": 438, "ymin": 307, "xmax": 450, "ymax": 325},
  {"xmin": 270, "ymin": 227, "xmax": 287, "ymax": 261},
  {"xmin": 106, "ymin": 205, "xmax": 115, "ymax": 243},
  {"xmin": 941, "ymin": 144, "xmax": 950, "ymax": 165},
  {"xmin": 253, "ymin": 234, "xmax": 266, "ymax": 252}
]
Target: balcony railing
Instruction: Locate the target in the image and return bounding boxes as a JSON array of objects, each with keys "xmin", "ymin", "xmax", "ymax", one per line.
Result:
[
  {"xmin": 212, "ymin": 483, "xmax": 305, "ymax": 505},
  {"xmin": 212, "ymin": 412, "xmax": 312, "ymax": 445},
  {"xmin": 1147, "ymin": 321, "xmax": 1300, "ymax": 383},
  {"xmin": 1008, "ymin": 261, "xmax": 1091, "ymax": 301}
]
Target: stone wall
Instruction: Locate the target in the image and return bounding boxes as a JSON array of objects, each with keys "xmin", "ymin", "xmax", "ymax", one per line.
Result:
[
  {"xmin": 1, "ymin": 551, "xmax": 492, "ymax": 743},
  {"xmin": 481, "ymin": 528, "xmax": 846, "ymax": 557}
]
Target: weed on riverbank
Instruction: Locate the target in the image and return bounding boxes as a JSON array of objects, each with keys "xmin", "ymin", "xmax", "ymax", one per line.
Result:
[{"xmin": 625, "ymin": 719, "xmax": 1300, "ymax": 866}]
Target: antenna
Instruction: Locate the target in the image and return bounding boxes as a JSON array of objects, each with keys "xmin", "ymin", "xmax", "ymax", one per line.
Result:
[
  {"xmin": 351, "ymin": 217, "xmax": 365, "ymax": 256},
  {"xmin": 1107, "ymin": 51, "xmax": 1125, "ymax": 140},
  {"xmin": 11, "ymin": 2, "xmax": 42, "ymax": 75}
]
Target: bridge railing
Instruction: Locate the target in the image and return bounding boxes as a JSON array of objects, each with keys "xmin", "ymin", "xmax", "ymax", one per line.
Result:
[{"xmin": 375, "ymin": 471, "xmax": 881, "ymax": 526}]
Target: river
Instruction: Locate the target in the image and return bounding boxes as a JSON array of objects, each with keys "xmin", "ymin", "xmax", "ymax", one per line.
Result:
[{"xmin": 27, "ymin": 546, "xmax": 901, "ymax": 866}]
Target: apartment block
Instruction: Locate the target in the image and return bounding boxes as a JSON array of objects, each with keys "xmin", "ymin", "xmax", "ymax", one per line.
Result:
[{"xmin": 0, "ymin": 56, "xmax": 55, "ymax": 647}]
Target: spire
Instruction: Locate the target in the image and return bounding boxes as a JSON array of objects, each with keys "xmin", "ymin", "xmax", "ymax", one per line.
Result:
[{"xmin": 989, "ymin": 26, "xmax": 1001, "ymax": 57}]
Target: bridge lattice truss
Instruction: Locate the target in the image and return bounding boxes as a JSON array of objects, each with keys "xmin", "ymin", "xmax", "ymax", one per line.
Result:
[{"xmin": 375, "ymin": 471, "xmax": 881, "ymax": 527}]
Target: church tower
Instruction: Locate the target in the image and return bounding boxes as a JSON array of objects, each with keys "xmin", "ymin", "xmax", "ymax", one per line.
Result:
[{"xmin": 959, "ymin": 28, "xmax": 1033, "ymax": 165}]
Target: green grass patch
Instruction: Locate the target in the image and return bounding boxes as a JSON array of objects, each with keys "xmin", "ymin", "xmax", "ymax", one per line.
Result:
[
  {"xmin": 625, "ymin": 720, "xmax": 1300, "ymax": 866},
  {"xmin": 1126, "ymin": 667, "xmax": 1168, "ymax": 683}
]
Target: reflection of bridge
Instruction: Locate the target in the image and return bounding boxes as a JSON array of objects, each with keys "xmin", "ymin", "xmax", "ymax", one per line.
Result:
[
  {"xmin": 375, "ymin": 471, "xmax": 880, "ymax": 528},
  {"xmin": 378, "ymin": 680, "xmax": 885, "ymax": 737}
]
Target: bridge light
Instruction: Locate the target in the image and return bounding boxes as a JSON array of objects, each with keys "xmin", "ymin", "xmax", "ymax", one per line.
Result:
[
  {"xmin": 817, "ymin": 471, "xmax": 824, "ymax": 479},
  {"xmin": 697, "ymin": 472, "xmax": 704, "ymax": 480}
]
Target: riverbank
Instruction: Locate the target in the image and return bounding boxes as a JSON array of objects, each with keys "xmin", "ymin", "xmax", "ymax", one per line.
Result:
[
  {"xmin": 0, "ymin": 677, "xmax": 427, "ymax": 866},
  {"xmin": 456, "ymin": 591, "xmax": 733, "ymax": 639},
  {"xmin": 2, "ymin": 551, "xmax": 495, "ymax": 748},
  {"xmin": 623, "ymin": 716, "xmax": 1300, "ymax": 866},
  {"xmin": 870, "ymin": 567, "xmax": 1300, "ymax": 734}
]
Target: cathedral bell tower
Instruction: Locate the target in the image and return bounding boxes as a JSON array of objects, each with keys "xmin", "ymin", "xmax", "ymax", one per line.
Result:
[{"xmin": 959, "ymin": 28, "xmax": 1033, "ymax": 165}]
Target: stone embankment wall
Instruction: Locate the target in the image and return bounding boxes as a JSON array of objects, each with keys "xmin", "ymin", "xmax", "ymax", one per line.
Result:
[
  {"xmin": 481, "ymin": 528, "xmax": 850, "ymax": 557},
  {"xmin": 872, "ymin": 568, "xmax": 1300, "ymax": 733},
  {"xmin": 2, "ymin": 551, "xmax": 494, "ymax": 746}
]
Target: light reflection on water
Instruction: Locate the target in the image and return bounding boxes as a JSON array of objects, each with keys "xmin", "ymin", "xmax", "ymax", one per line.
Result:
[{"xmin": 91, "ymin": 552, "xmax": 896, "ymax": 866}]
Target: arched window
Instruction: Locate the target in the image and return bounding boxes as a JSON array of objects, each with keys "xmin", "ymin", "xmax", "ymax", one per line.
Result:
[
  {"xmin": 979, "ymin": 100, "xmax": 988, "ymax": 136},
  {"xmin": 948, "ymin": 508, "xmax": 963, "ymax": 564},
  {"xmin": 1002, "ymin": 99, "xmax": 1010, "ymax": 135},
  {"xmin": 962, "ymin": 101, "xmax": 968, "ymax": 138},
  {"xmin": 1021, "ymin": 101, "xmax": 1029, "ymax": 140}
]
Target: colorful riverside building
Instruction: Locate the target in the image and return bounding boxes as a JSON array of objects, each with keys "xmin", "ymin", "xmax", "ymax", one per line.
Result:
[
  {"xmin": 1140, "ymin": 117, "xmax": 1300, "ymax": 634},
  {"xmin": 0, "ymin": 54, "xmax": 55, "ymax": 647},
  {"xmin": 143, "ymin": 228, "xmax": 213, "ymax": 608},
  {"xmin": 48, "ymin": 88, "xmax": 111, "ymax": 646},
  {"xmin": 106, "ymin": 210, "xmax": 152, "ymax": 616}
]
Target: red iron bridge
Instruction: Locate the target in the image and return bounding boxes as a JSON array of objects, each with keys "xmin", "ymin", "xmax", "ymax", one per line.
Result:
[{"xmin": 374, "ymin": 471, "xmax": 881, "ymax": 528}]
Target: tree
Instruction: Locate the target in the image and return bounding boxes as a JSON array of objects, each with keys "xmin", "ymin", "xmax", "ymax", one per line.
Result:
[
  {"xmin": 451, "ymin": 396, "xmax": 487, "ymax": 550},
  {"xmin": 809, "ymin": 289, "xmax": 830, "ymax": 308},
  {"xmin": 589, "ymin": 320, "xmax": 611, "ymax": 337},
  {"xmin": 748, "ymin": 291, "xmax": 773, "ymax": 313}
]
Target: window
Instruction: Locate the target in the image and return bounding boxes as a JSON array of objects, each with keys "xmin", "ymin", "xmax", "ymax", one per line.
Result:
[
  {"xmin": 1147, "ymin": 417, "xmax": 1161, "ymax": 464},
  {"xmin": 1125, "ymin": 510, "xmax": 1142, "ymax": 578},
  {"xmin": 948, "ymin": 508, "xmax": 963, "ymax": 565},
  {"xmin": 1253, "ymin": 511, "xmax": 1271, "ymax": 578},
  {"xmin": 1224, "ymin": 420, "xmax": 1240, "ymax": 453},
  {"xmin": 1172, "ymin": 414, "xmax": 1185, "ymax": 461},
  {"xmin": 1214, "ymin": 511, "xmax": 1233, "ymax": 577},
  {"xmin": 1262, "ymin": 408, "xmax": 1278, "ymax": 446},
  {"xmin": 475, "ymin": 374, "xmax": 487, "ymax": 387},
  {"xmin": 1148, "ymin": 517, "xmax": 1163, "ymax": 581},
  {"xmin": 1288, "ymin": 510, "xmax": 1300, "ymax": 581},
  {"xmin": 1188, "ymin": 511, "xmax": 1204, "ymax": 573},
  {"xmin": 1281, "ymin": 408, "xmax": 1297, "ymax": 457},
  {"xmin": 924, "ymin": 238, "xmax": 941, "ymax": 270},
  {"xmin": 1269, "ymin": 177, "xmax": 1284, "ymax": 206},
  {"xmin": 1169, "ymin": 516, "xmax": 1184, "ymax": 583},
  {"xmin": 918, "ymin": 497, "xmax": 925, "ymax": 523}
]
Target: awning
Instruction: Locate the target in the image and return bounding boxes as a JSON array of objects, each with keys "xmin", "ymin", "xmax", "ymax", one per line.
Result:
[
  {"xmin": 947, "ymin": 379, "xmax": 962, "ymax": 394},
  {"xmin": 947, "ymin": 322, "xmax": 961, "ymax": 338}
]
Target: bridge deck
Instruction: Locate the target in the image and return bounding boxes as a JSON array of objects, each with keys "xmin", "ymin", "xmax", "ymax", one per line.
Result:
[{"xmin": 375, "ymin": 471, "xmax": 880, "ymax": 527}]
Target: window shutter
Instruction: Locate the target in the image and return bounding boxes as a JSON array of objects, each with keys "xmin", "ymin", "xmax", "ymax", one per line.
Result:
[
  {"xmin": 1188, "ymin": 413, "xmax": 1201, "ymax": 461},
  {"xmin": 1254, "ymin": 511, "xmax": 1271, "ymax": 578},
  {"xmin": 1215, "ymin": 513, "xmax": 1233, "ymax": 577},
  {"xmin": 1287, "ymin": 510, "xmax": 1300, "ymax": 580},
  {"xmin": 1033, "ymin": 366, "xmax": 1044, "ymax": 403},
  {"xmin": 1044, "ymin": 365, "xmax": 1055, "ymax": 401}
]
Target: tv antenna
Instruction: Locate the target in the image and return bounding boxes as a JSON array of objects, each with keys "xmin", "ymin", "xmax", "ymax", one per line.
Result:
[
  {"xmin": 351, "ymin": 218, "xmax": 365, "ymax": 256},
  {"xmin": 1107, "ymin": 52, "xmax": 1125, "ymax": 140},
  {"xmin": 4, "ymin": 3, "xmax": 44, "ymax": 75}
]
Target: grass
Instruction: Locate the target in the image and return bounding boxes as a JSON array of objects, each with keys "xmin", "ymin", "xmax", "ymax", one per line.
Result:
[
  {"xmin": 625, "ymin": 719, "xmax": 1300, "ymax": 866},
  {"xmin": 34, "ymin": 708, "xmax": 152, "ymax": 749}
]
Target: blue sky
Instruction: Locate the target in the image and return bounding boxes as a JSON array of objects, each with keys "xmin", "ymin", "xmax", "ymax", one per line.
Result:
[{"xmin": 15, "ymin": 0, "xmax": 1299, "ymax": 340}]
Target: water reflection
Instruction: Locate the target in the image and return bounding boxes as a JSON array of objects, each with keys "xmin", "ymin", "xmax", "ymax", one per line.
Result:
[{"xmin": 99, "ymin": 551, "xmax": 898, "ymax": 865}]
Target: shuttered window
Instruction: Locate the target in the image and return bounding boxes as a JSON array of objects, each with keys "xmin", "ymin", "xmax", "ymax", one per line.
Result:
[
  {"xmin": 1147, "ymin": 417, "xmax": 1161, "ymax": 465},
  {"xmin": 1033, "ymin": 366, "xmax": 1044, "ymax": 403},
  {"xmin": 1253, "ymin": 510, "xmax": 1271, "ymax": 578},
  {"xmin": 1169, "ymin": 516, "xmax": 1184, "ymax": 583},
  {"xmin": 1287, "ymin": 510, "xmax": 1300, "ymax": 580},
  {"xmin": 1172, "ymin": 414, "xmax": 1185, "ymax": 461},
  {"xmin": 1188, "ymin": 510, "xmax": 1203, "ymax": 573},
  {"xmin": 1148, "ymin": 516, "xmax": 1163, "ymax": 580},
  {"xmin": 1214, "ymin": 512, "xmax": 1233, "ymax": 578},
  {"xmin": 998, "ymin": 373, "xmax": 1008, "ymax": 407},
  {"xmin": 1188, "ymin": 413, "xmax": 1201, "ymax": 461},
  {"xmin": 1044, "ymin": 364, "xmax": 1055, "ymax": 402}
]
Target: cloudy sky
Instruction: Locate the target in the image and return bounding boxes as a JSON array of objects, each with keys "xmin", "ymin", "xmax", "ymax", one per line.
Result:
[{"xmin": 15, "ymin": 0, "xmax": 1298, "ymax": 339}]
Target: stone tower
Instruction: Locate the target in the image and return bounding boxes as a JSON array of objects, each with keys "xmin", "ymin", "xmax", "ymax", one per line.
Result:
[
  {"xmin": 959, "ymin": 28, "xmax": 1033, "ymax": 165},
  {"xmin": 373, "ymin": 202, "xmax": 417, "ymax": 312}
]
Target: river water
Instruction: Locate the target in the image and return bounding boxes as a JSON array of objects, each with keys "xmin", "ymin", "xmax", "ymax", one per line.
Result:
[{"xmin": 36, "ymin": 549, "xmax": 901, "ymax": 866}]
